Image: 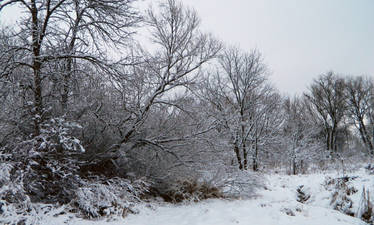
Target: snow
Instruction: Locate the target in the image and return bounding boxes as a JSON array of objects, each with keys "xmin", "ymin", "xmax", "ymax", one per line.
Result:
[
  {"xmin": 121, "ymin": 200, "xmax": 363, "ymax": 225},
  {"xmin": 118, "ymin": 170, "xmax": 368, "ymax": 225},
  {"xmin": 27, "ymin": 198, "xmax": 365, "ymax": 225},
  {"xmin": 4, "ymin": 168, "xmax": 372, "ymax": 225}
]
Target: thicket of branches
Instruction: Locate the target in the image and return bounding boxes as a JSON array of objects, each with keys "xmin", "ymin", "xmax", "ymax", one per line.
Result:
[{"xmin": 0, "ymin": 0, "xmax": 373, "ymax": 220}]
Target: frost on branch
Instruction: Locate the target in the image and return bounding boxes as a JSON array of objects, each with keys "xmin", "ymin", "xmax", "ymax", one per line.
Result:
[{"xmin": 38, "ymin": 117, "xmax": 85, "ymax": 153}]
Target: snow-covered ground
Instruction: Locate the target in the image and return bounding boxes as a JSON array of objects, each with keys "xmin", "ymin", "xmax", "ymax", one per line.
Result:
[
  {"xmin": 5, "ymin": 168, "xmax": 373, "ymax": 225},
  {"xmin": 119, "ymin": 169, "xmax": 369, "ymax": 225}
]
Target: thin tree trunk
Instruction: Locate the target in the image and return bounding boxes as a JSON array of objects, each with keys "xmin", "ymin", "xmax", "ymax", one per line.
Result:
[
  {"xmin": 292, "ymin": 156, "xmax": 296, "ymax": 175},
  {"xmin": 234, "ymin": 143, "xmax": 243, "ymax": 170},
  {"xmin": 359, "ymin": 120, "xmax": 374, "ymax": 153},
  {"xmin": 61, "ymin": 16, "xmax": 79, "ymax": 113},
  {"xmin": 326, "ymin": 127, "xmax": 331, "ymax": 151},
  {"xmin": 243, "ymin": 141, "xmax": 248, "ymax": 170},
  {"xmin": 252, "ymin": 138, "xmax": 258, "ymax": 171},
  {"xmin": 331, "ymin": 123, "xmax": 337, "ymax": 152}
]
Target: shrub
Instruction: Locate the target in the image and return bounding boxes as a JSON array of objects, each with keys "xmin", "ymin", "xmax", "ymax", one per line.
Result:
[
  {"xmin": 221, "ymin": 169, "xmax": 264, "ymax": 198},
  {"xmin": 0, "ymin": 117, "xmax": 85, "ymax": 205},
  {"xmin": 296, "ymin": 185, "xmax": 311, "ymax": 203},
  {"xmin": 71, "ymin": 177, "xmax": 151, "ymax": 218},
  {"xmin": 155, "ymin": 178, "xmax": 223, "ymax": 203},
  {"xmin": 0, "ymin": 157, "xmax": 34, "ymax": 225},
  {"xmin": 324, "ymin": 176, "xmax": 357, "ymax": 217}
]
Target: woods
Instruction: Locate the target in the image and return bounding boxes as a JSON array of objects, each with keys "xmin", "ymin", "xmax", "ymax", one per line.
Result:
[{"xmin": 0, "ymin": 0, "xmax": 373, "ymax": 222}]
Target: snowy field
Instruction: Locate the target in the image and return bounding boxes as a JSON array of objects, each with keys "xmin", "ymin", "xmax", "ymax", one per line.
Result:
[{"xmin": 15, "ymin": 167, "xmax": 373, "ymax": 225}]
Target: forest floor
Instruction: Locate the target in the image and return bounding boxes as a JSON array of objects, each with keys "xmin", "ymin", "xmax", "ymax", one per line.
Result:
[{"xmin": 28, "ymin": 165, "xmax": 373, "ymax": 225}]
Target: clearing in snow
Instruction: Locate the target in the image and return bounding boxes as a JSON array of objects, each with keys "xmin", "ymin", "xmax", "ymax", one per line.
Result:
[{"xmin": 26, "ymin": 168, "xmax": 372, "ymax": 225}]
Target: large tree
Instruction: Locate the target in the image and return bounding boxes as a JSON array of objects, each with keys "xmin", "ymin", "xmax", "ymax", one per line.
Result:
[
  {"xmin": 99, "ymin": 0, "xmax": 223, "ymax": 159},
  {"xmin": 0, "ymin": 0, "xmax": 140, "ymax": 136}
]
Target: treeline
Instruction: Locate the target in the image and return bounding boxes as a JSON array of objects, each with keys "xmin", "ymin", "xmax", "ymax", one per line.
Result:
[
  {"xmin": 287, "ymin": 72, "xmax": 374, "ymax": 174},
  {"xmin": 0, "ymin": 0, "xmax": 373, "ymax": 216}
]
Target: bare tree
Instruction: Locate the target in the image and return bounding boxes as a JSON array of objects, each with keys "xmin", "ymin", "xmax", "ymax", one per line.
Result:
[
  {"xmin": 0, "ymin": 0, "xmax": 140, "ymax": 136},
  {"xmin": 282, "ymin": 96, "xmax": 323, "ymax": 174},
  {"xmin": 345, "ymin": 76, "xmax": 374, "ymax": 154},
  {"xmin": 104, "ymin": 0, "xmax": 222, "ymax": 158},
  {"xmin": 250, "ymin": 87, "xmax": 283, "ymax": 171},
  {"xmin": 199, "ymin": 47, "xmax": 277, "ymax": 170},
  {"xmin": 304, "ymin": 72, "xmax": 346, "ymax": 153},
  {"xmin": 54, "ymin": 0, "xmax": 140, "ymax": 113}
]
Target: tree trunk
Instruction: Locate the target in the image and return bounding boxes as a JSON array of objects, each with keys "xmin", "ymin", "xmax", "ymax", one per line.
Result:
[
  {"xmin": 31, "ymin": 0, "xmax": 42, "ymax": 137},
  {"xmin": 33, "ymin": 62, "xmax": 43, "ymax": 137},
  {"xmin": 61, "ymin": 58, "xmax": 72, "ymax": 114},
  {"xmin": 331, "ymin": 124, "xmax": 337, "ymax": 152},
  {"xmin": 326, "ymin": 127, "xmax": 331, "ymax": 151},
  {"xmin": 358, "ymin": 120, "xmax": 374, "ymax": 154},
  {"xmin": 243, "ymin": 142, "xmax": 248, "ymax": 170},
  {"xmin": 252, "ymin": 157, "xmax": 258, "ymax": 171},
  {"xmin": 252, "ymin": 138, "xmax": 258, "ymax": 171},
  {"xmin": 234, "ymin": 143, "xmax": 243, "ymax": 170},
  {"xmin": 61, "ymin": 22, "xmax": 78, "ymax": 114},
  {"xmin": 292, "ymin": 158, "xmax": 296, "ymax": 175}
]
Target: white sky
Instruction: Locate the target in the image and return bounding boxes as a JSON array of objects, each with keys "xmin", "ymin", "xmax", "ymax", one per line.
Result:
[
  {"xmin": 1, "ymin": 0, "xmax": 373, "ymax": 95},
  {"xmin": 181, "ymin": 0, "xmax": 374, "ymax": 95}
]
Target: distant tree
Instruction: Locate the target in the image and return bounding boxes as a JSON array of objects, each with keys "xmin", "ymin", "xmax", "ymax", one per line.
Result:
[
  {"xmin": 345, "ymin": 76, "xmax": 374, "ymax": 154},
  {"xmin": 251, "ymin": 88, "xmax": 283, "ymax": 170},
  {"xmin": 304, "ymin": 72, "xmax": 346, "ymax": 153},
  {"xmin": 200, "ymin": 47, "xmax": 281, "ymax": 171},
  {"xmin": 0, "ymin": 27, "xmax": 34, "ymax": 146},
  {"xmin": 282, "ymin": 96, "xmax": 323, "ymax": 174}
]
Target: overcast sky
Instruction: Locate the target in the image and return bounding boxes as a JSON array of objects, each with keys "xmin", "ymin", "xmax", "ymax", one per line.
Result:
[
  {"xmin": 181, "ymin": 0, "xmax": 374, "ymax": 95},
  {"xmin": 1, "ymin": 0, "xmax": 373, "ymax": 95}
]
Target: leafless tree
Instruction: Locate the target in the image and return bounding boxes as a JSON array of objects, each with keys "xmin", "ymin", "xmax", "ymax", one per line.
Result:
[
  {"xmin": 250, "ymin": 87, "xmax": 283, "ymax": 171},
  {"xmin": 304, "ymin": 72, "xmax": 347, "ymax": 153},
  {"xmin": 199, "ymin": 47, "xmax": 280, "ymax": 171},
  {"xmin": 82, "ymin": 0, "xmax": 224, "ymax": 170},
  {"xmin": 0, "ymin": 0, "xmax": 140, "ymax": 136},
  {"xmin": 345, "ymin": 76, "xmax": 374, "ymax": 154},
  {"xmin": 282, "ymin": 96, "xmax": 324, "ymax": 174}
]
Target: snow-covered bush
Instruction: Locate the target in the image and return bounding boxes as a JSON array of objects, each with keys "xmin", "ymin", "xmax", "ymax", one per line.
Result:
[
  {"xmin": 221, "ymin": 169, "xmax": 264, "ymax": 198},
  {"xmin": 324, "ymin": 176, "xmax": 358, "ymax": 217},
  {"xmin": 1, "ymin": 117, "xmax": 85, "ymax": 204},
  {"xmin": 38, "ymin": 117, "xmax": 85, "ymax": 153},
  {"xmin": 149, "ymin": 163, "xmax": 263, "ymax": 202},
  {"xmin": 72, "ymin": 177, "xmax": 151, "ymax": 218},
  {"xmin": 0, "ymin": 155, "xmax": 34, "ymax": 224},
  {"xmin": 0, "ymin": 160, "xmax": 12, "ymax": 186}
]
